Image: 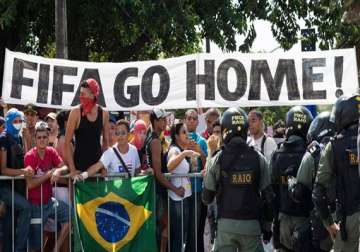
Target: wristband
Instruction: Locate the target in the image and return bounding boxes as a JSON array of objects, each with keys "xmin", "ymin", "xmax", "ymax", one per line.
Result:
[{"xmin": 81, "ymin": 171, "xmax": 89, "ymax": 180}]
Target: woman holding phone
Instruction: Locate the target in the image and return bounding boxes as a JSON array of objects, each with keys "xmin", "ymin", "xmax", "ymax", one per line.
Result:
[{"xmin": 167, "ymin": 122, "xmax": 200, "ymax": 252}]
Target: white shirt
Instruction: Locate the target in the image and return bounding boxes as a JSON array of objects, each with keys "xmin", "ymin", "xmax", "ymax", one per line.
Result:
[
  {"xmin": 167, "ymin": 146, "xmax": 192, "ymax": 201},
  {"xmin": 196, "ymin": 113, "xmax": 207, "ymax": 135},
  {"xmin": 100, "ymin": 143, "xmax": 140, "ymax": 176},
  {"xmin": 248, "ymin": 135, "xmax": 278, "ymax": 162}
]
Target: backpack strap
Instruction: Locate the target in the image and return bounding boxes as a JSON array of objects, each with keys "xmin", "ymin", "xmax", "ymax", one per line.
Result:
[
  {"xmin": 112, "ymin": 147, "xmax": 131, "ymax": 177},
  {"xmin": 261, "ymin": 135, "xmax": 267, "ymax": 155}
]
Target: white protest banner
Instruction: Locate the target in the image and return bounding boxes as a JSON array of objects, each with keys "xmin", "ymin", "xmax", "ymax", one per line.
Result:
[{"xmin": 2, "ymin": 48, "xmax": 359, "ymax": 110}]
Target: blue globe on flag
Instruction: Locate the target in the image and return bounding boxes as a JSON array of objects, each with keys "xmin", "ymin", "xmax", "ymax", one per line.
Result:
[{"xmin": 95, "ymin": 201, "xmax": 130, "ymax": 243}]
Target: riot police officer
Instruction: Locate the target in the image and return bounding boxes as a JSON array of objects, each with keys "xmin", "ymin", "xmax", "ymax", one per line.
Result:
[
  {"xmin": 202, "ymin": 107, "xmax": 274, "ymax": 252},
  {"xmin": 270, "ymin": 106, "xmax": 313, "ymax": 251},
  {"xmin": 290, "ymin": 111, "xmax": 336, "ymax": 251},
  {"xmin": 358, "ymin": 116, "xmax": 360, "ymax": 177},
  {"xmin": 313, "ymin": 95, "xmax": 360, "ymax": 252}
]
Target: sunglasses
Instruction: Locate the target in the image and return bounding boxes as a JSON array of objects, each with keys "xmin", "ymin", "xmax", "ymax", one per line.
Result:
[
  {"xmin": 115, "ymin": 130, "xmax": 128, "ymax": 136},
  {"xmin": 36, "ymin": 135, "xmax": 48, "ymax": 140},
  {"xmin": 187, "ymin": 116, "xmax": 198, "ymax": 121}
]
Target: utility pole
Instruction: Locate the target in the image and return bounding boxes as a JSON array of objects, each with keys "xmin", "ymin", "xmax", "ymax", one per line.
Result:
[
  {"xmin": 301, "ymin": 28, "xmax": 317, "ymax": 117},
  {"xmin": 206, "ymin": 38, "xmax": 210, "ymax": 53},
  {"xmin": 55, "ymin": 0, "xmax": 68, "ymax": 59}
]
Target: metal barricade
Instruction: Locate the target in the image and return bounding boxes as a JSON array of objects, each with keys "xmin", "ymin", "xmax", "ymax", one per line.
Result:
[
  {"xmin": 163, "ymin": 173, "xmax": 204, "ymax": 252},
  {"xmin": 0, "ymin": 173, "xmax": 205, "ymax": 252}
]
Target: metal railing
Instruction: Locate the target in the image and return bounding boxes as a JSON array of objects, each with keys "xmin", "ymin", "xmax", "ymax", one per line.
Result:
[{"xmin": 0, "ymin": 172, "xmax": 205, "ymax": 252}]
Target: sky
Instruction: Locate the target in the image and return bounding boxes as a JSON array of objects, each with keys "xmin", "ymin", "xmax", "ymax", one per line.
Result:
[{"xmin": 206, "ymin": 19, "xmax": 303, "ymax": 53}]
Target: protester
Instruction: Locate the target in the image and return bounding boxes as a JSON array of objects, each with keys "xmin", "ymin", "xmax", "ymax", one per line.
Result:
[
  {"xmin": 24, "ymin": 121, "xmax": 70, "ymax": 251},
  {"xmin": 273, "ymin": 120, "xmax": 286, "ymax": 145},
  {"xmin": 248, "ymin": 110, "xmax": 278, "ymax": 161},
  {"xmin": 65, "ymin": 78, "xmax": 109, "ymax": 177},
  {"xmin": 143, "ymin": 108, "xmax": 184, "ymax": 252},
  {"xmin": 55, "ymin": 110, "xmax": 71, "ymax": 161},
  {"xmin": 0, "ymin": 117, "xmax": 5, "ymax": 135},
  {"xmin": 23, "ymin": 104, "xmax": 38, "ymax": 152},
  {"xmin": 53, "ymin": 110, "xmax": 71, "ymax": 239},
  {"xmin": 54, "ymin": 110, "xmax": 72, "ymax": 195},
  {"xmin": 73, "ymin": 119, "xmax": 143, "ymax": 180},
  {"xmin": 206, "ymin": 120, "xmax": 221, "ymax": 158},
  {"xmin": 164, "ymin": 112, "xmax": 175, "ymax": 143},
  {"xmin": 0, "ymin": 108, "xmax": 33, "ymax": 252},
  {"xmin": 167, "ymin": 122, "xmax": 199, "ymax": 252},
  {"xmin": 45, "ymin": 112, "xmax": 58, "ymax": 147},
  {"xmin": 108, "ymin": 113, "xmax": 117, "ymax": 147},
  {"xmin": 130, "ymin": 119, "xmax": 148, "ymax": 170},
  {"xmin": 202, "ymin": 108, "xmax": 221, "ymax": 140},
  {"xmin": 137, "ymin": 111, "xmax": 151, "ymax": 127},
  {"xmin": 0, "ymin": 98, "xmax": 7, "ymax": 117},
  {"xmin": 205, "ymin": 119, "xmax": 221, "ymax": 247},
  {"xmin": 184, "ymin": 109, "xmax": 208, "ymax": 252},
  {"xmin": 54, "ymin": 110, "xmax": 72, "ymax": 201},
  {"xmin": 130, "ymin": 119, "xmax": 147, "ymax": 151}
]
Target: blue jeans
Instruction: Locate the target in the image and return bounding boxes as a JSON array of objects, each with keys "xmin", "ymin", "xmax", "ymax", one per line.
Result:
[
  {"xmin": 0, "ymin": 187, "xmax": 31, "ymax": 252},
  {"xmin": 185, "ymin": 192, "xmax": 206, "ymax": 252},
  {"xmin": 170, "ymin": 197, "xmax": 190, "ymax": 252},
  {"xmin": 29, "ymin": 198, "xmax": 70, "ymax": 249}
]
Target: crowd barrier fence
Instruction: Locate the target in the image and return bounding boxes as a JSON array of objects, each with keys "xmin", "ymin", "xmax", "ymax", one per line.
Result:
[{"xmin": 0, "ymin": 173, "xmax": 204, "ymax": 252}]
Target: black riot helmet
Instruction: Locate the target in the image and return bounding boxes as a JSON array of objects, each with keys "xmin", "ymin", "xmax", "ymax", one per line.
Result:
[
  {"xmin": 285, "ymin": 106, "xmax": 313, "ymax": 139},
  {"xmin": 330, "ymin": 94, "xmax": 360, "ymax": 132},
  {"xmin": 221, "ymin": 107, "xmax": 248, "ymax": 143},
  {"xmin": 307, "ymin": 111, "xmax": 335, "ymax": 144}
]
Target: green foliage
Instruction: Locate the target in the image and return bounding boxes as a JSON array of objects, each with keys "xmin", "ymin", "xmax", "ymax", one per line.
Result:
[
  {"xmin": 256, "ymin": 106, "xmax": 291, "ymax": 127},
  {"xmin": 0, "ymin": 0, "xmax": 359, "ymax": 91},
  {"xmin": 1, "ymin": 0, "xmax": 359, "ymax": 61}
]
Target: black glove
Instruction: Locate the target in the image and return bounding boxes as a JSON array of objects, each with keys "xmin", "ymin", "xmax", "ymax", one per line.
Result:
[{"xmin": 262, "ymin": 230, "xmax": 272, "ymax": 243}]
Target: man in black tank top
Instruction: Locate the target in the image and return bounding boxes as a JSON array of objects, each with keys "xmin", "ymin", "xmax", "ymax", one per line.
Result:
[{"xmin": 65, "ymin": 79, "xmax": 109, "ymax": 177}]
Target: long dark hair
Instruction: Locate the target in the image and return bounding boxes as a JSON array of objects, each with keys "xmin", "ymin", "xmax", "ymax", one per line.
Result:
[
  {"xmin": 56, "ymin": 110, "xmax": 70, "ymax": 137},
  {"xmin": 170, "ymin": 122, "xmax": 184, "ymax": 150},
  {"xmin": 169, "ymin": 122, "xmax": 191, "ymax": 164}
]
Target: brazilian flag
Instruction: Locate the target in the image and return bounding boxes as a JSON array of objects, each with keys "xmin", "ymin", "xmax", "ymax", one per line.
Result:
[{"xmin": 75, "ymin": 175, "xmax": 157, "ymax": 252}]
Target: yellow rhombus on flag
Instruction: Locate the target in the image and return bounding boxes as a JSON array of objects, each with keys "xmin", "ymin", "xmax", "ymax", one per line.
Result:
[{"xmin": 76, "ymin": 191, "xmax": 152, "ymax": 251}]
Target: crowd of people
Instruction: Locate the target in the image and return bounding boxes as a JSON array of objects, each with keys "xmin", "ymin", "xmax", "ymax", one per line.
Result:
[{"xmin": 0, "ymin": 77, "xmax": 358, "ymax": 252}]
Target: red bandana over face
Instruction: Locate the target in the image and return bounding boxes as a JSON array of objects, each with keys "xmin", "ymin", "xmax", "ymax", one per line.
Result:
[
  {"xmin": 80, "ymin": 78, "xmax": 100, "ymax": 116},
  {"xmin": 80, "ymin": 96, "xmax": 96, "ymax": 116}
]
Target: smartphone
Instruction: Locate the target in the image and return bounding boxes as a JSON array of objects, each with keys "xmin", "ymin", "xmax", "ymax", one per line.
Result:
[{"xmin": 188, "ymin": 132, "xmax": 196, "ymax": 141}]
